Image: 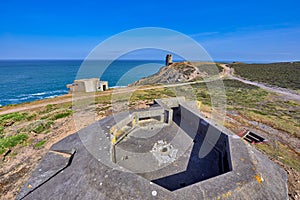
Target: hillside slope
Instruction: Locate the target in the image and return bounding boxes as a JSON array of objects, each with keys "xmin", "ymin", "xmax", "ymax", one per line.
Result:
[
  {"xmin": 229, "ymin": 62, "xmax": 300, "ymax": 90},
  {"xmin": 133, "ymin": 62, "xmax": 222, "ymax": 86}
]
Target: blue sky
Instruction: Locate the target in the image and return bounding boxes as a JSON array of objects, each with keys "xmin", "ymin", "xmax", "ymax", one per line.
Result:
[{"xmin": 0, "ymin": 0, "xmax": 300, "ymax": 61}]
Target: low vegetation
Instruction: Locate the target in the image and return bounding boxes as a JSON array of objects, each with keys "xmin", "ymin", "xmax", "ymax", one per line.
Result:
[
  {"xmin": 19, "ymin": 120, "xmax": 54, "ymax": 134},
  {"xmin": 0, "ymin": 133, "xmax": 28, "ymax": 154},
  {"xmin": 51, "ymin": 109, "xmax": 72, "ymax": 120},
  {"xmin": 229, "ymin": 62, "xmax": 300, "ymax": 90},
  {"xmin": 0, "ymin": 112, "xmax": 28, "ymax": 126},
  {"xmin": 34, "ymin": 140, "xmax": 46, "ymax": 149},
  {"xmin": 1, "ymin": 62, "xmax": 299, "ymax": 199},
  {"xmin": 256, "ymin": 142, "xmax": 300, "ymax": 172},
  {"xmin": 0, "ymin": 103, "xmax": 75, "ymax": 156}
]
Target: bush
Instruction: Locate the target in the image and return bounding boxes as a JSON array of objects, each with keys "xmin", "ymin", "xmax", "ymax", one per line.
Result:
[
  {"xmin": 0, "ymin": 126, "xmax": 4, "ymax": 136},
  {"xmin": 52, "ymin": 110, "xmax": 73, "ymax": 120},
  {"xmin": 20, "ymin": 120, "xmax": 54, "ymax": 134},
  {"xmin": 0, "ymin": 112, "xmax": 28, "ymax": 126},
  {"xmin": 34, "ymin": 140, "xmax": 46, "ymax": 149},
  {"xmin": 0, "ymin": 133, "xmax": 28, "ymax": 154},
  {"xmin": 26, "ymin": 113, "xmax": 37, "ymax": 121}
]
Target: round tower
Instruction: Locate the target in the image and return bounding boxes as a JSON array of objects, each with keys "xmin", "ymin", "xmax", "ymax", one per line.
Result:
[{"xmin": 165, "ymin": 54, "xmax": 173, "ymax": 66}]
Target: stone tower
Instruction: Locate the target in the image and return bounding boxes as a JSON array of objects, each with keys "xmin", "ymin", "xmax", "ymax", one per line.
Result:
[{"xmin": 165, "ymin": 54, "xmax": 173, "ymax": 66}]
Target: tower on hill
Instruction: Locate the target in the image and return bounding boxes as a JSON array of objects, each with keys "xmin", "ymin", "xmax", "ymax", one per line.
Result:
[{"xmin": 165, "ymin": 54, "xmax": 173, "ymax": 66}]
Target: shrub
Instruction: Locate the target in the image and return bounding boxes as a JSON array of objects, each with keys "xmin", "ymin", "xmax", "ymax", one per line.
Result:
[
  {"xmin": 0, "ymin": 112, "xmax": 28, "ymax": 126},
  {"xmin": 0, "ymin": 133, "xmax": 28, "ymax": 154},
  {"xmin": 52, "ymin": 110, "xmax": 73, "ymax": 120},
  {"xmin": 20, "ymin": 120, "xmax": 54, "ymax": 134},
  {"xmin": 34, "ymin": 140, "xmax": 46, "ymax": 149}
]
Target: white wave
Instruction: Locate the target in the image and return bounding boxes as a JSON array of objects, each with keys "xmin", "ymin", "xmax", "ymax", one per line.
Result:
[
  {"xmin": 17, "ymin": 90, "xmax": 68, "ymax": 98},
  {"xmin": 6, "ymin": 98, "xmax": 20, "ymax": 102},
  {"xmin": 31, "ymin": 92, "xmax": 47, "ymax": 96},
  {"xmin": 48, "ymin": 90, "xmax": 68, "ymax": 94},
  {"xmin": 45, "ymin": 95, "xmax": 60, "ymax": 99},
  {"xmin": 109, "ymin": 86, "xmax": 127, "ymax": 89},
  {"xmin": 19, "ymin": 96, "xmax": 34, "ymax": 101}
]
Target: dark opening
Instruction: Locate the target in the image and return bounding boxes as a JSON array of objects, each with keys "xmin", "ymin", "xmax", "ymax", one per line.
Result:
[
  {"xmin": 244, "ymin": 132, "xmax": 265, "ymax": 144},
  {"xmin": 139, "ymin": 117, "xmax": 151, "ymax": 121},
  {"xmin": 139, "ymin": 116, "xmax": 161, "ymax": 122},
  {"xmin": 150, "ymin": 106, "xmax": 232, "ymax": 191},
  {"xmin": 103, "ymin": 85, "xmax": 107, "ymax": 91},
  {"xmin": 161, "ymin": 147, "xmax": 168, "ymax": 152}
]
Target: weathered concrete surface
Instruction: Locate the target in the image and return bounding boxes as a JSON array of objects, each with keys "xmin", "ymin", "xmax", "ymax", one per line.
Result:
[
  {"xmin": 67, "ymin": 78, "xmax": 108, "ymax": 93},
  {"xmin": 17, "ymin": 98, "xmax": 288, "ymax": 200},
  {"xmin": 16, "ymin": 149, "xmax": 76, "ymax": 200}
]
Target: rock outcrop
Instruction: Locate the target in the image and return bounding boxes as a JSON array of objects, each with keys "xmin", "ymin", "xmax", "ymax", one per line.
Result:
[{"xmin": 133, "ymin": 62, "xmax": 221, "ymax": 86}]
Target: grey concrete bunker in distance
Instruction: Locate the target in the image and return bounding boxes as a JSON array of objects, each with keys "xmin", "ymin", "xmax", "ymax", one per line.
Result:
[
  {"xmin": 66, "ymin": 78, "xmax": 108, "ymax": 93},
  {"xmin": 17, "ymin": 98, "xmax": 288, "ymax": 200}
]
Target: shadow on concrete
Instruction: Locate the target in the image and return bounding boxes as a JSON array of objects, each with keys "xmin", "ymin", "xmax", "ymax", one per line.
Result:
[{"xmin": 152, "ymin": 107, "xmax": 231, "ymax": 191}]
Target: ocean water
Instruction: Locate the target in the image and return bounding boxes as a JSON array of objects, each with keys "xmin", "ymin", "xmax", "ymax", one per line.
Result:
[{"xmin": 0, "ymin": 60, "xmax": 164, "ymax": 106}]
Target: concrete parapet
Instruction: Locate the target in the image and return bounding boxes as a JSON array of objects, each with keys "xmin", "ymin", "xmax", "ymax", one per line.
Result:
[{"xmin": 18, "ymin": 97, "xmax": 288, "ymax": 200}]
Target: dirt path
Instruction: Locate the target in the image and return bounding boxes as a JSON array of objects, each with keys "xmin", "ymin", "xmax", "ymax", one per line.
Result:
[
  {"xmin": 220, "ymin": 64, "xmax": 300, "ymax": 101},
  {"xmin": 1, "ymin": 65, "xmax": 299, "ymax": 116},
  {"xmin": 0, "ymin": 83, "xmax": 199, "ymax": 115}
]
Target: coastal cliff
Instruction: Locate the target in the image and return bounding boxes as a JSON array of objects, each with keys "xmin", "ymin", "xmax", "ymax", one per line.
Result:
[{"xmin": 133, "ymin": 62, "xmax": 223, "ymax": 86}]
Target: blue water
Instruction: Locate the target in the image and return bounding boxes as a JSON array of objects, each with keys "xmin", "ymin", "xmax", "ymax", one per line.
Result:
[{"xmin": 0, "ymin": 60, "xmax": 164, "ymax": 106}]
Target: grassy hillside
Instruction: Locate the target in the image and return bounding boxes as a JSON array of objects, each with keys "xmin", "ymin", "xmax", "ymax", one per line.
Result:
[
  {"xmin": 229, "ymin": 62, "xmax": 300, "ymax": 90},
  {"xmin": 1, "ymin": 63, "xmax": 299, "ymax": 199}
]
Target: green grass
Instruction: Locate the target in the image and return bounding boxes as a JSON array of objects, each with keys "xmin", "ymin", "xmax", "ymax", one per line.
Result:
[
  {"xmin": 256, "ymin": 142, "xmax": 300, "ymax": 172},
  {"xmin": 130, "ymin": 87, "xmax": 176, "ymax": 101},
  {"xmin": 224, "ymin": 79, "xmax": 269, "ymax": 108},
  {"xmin": 192, "ymin": 79, "xmax": 299, "ymax": 137},
  {"xmin": 229, "ymin": 62, "xmax": 300, "ymax": 90},
  {"xmin": 19, "ymin": 120, "xmax": 54, "ymax": 134},
  {"xmin": 51, "ymin": 110, "xmax": 73, "ymax": 120},
  {"xmin": 0, "ymin": 112, "xmax": 28, "ymax": 126},
  {"xmin": 0, "ymin": 126, "xmax": 4, "ymax": 137},
  {"xmin": 39, "ymin": 104, "xmax": 58, "ymax": 114},
  {"xmin": 26, "ymin": 113, "xmax": 37, "ymax": 121},
  {"xmin": 34, "ymin": 140, "xmax": 46, "ymax": 149},
  {"xmin": 0, "ymin": 133, "xmax": 28, "ymax": 154}
]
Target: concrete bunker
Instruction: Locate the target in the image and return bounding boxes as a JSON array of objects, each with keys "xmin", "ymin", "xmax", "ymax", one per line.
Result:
[
  {"xmin": 66, "ymin": 78, "xmax": 108, "ymax": 93},
  {"xmin": 110, "ymin": 98, "xmax": 232, "ymax": 191},
  {"xmin": 17, "ymin": 97, "xmax": 288, "ymax": 199}
]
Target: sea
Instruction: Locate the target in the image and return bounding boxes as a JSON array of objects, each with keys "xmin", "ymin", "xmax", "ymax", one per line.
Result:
[{"xmin": 0, "ymin": 60, "xmax": 164, "ymax": 106}]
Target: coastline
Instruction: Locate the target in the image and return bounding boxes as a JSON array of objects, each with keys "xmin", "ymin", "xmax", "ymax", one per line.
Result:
[{"xmin": 0, "ymin": 61, "xmax": 299, "ymax": 199}]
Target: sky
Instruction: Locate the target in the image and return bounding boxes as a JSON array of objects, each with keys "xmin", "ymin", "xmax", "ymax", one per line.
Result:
[{"xmin": 0, "ymin": 0, "xmax": 300, "ymax": 62}]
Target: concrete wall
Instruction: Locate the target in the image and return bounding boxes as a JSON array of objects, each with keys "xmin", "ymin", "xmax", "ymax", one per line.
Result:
[
  {"xmin": 67, "ymin": 78, "xmax": 108, "ymax": 93},
  {"xmin": 173, "ymin": 102, "xmax": 232, "ymax": 172}
]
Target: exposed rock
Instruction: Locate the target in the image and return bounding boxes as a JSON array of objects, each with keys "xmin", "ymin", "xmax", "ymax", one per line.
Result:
[
  {"xmin": 133, "ymin": 62, "xmax": 220, "ymax": 86},
  {"xmin": 133, "ymin": 62, "xmax": 200, "ymax": 85}
]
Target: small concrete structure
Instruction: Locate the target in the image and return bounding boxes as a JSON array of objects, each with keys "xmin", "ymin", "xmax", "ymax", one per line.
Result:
[
  {"xmin": 66, "ymin": 78, "xmax": 108, "ymax": 93},
  {"xmin": 17, "ymin": 97, "xmax": 288, "ymax": 200}
]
